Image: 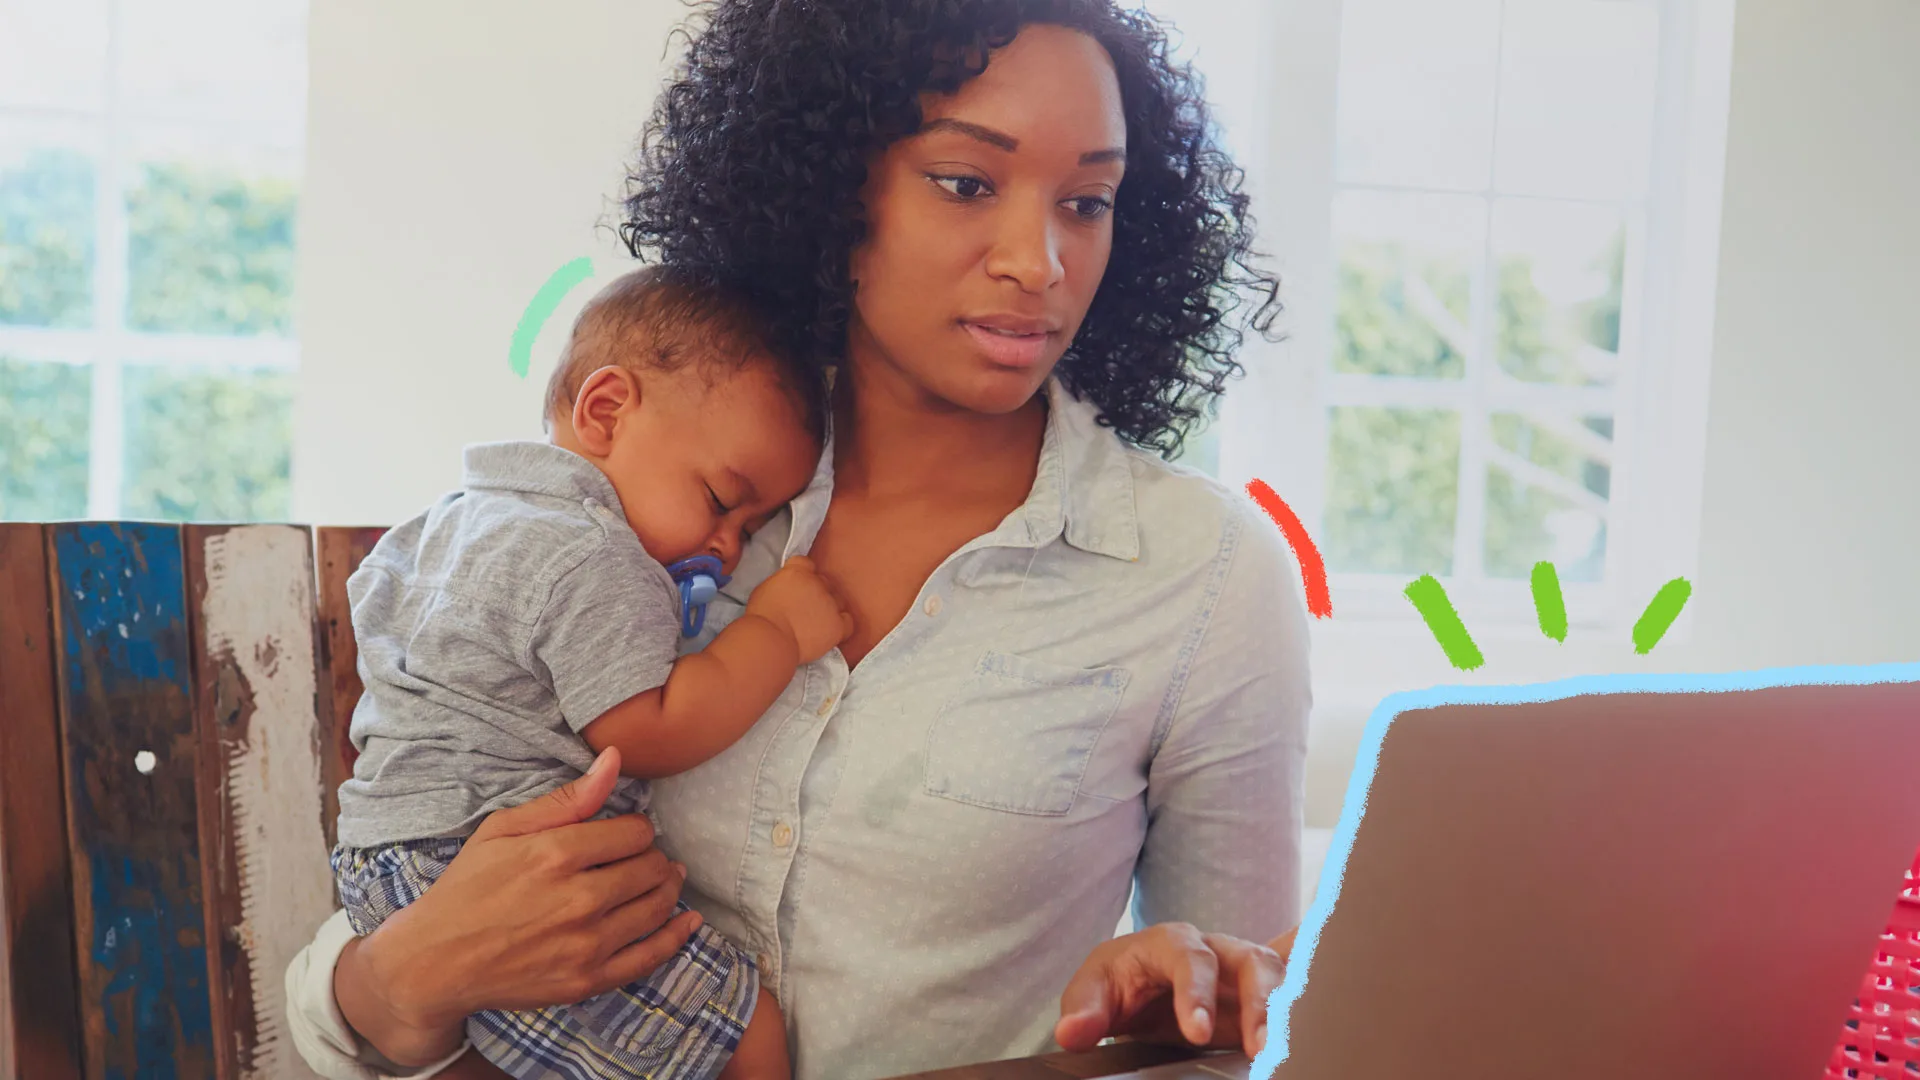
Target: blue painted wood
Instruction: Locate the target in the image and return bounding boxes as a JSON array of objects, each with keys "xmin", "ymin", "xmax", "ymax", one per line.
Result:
[{"xmin": 48, "ymin": 523, "xmax": 215, "ymax": 1080}]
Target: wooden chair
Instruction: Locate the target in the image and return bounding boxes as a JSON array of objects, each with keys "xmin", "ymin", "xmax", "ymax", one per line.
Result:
[{"xmin": 0, "ymin": 523, "xmax": 381, "ymax": 1080}]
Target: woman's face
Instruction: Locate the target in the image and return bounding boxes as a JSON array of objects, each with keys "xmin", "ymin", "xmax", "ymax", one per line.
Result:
[{"xmin": 847, "ymin": 23, "xmax": 1127, "ymax": 416}]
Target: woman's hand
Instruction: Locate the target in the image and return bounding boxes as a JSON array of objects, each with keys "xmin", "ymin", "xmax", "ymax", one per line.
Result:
[
  {"xmin": 1054, "ymin": 923, "xmax": 1299, "ymax": 1058},
  {"xmin": 335, "ymin": 747, "xmax": 701, "ymax": 1066}
]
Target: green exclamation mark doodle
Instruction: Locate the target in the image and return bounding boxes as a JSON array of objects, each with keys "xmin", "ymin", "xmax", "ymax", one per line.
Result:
[
  {"xmin": 1632, "ymin": 578, "xmax": 1692, "ymax": 655},
  {"xmin": 1404, "ymin": 575, "xmax": 1484, "ymax": 671},
  {"xmin": 1408, "ymin": 562, "xmax": 1692, "ymax": 666},
  {"xmin": 1531, "ymin": 561, "xmax": 1567, "ymax": 643}
]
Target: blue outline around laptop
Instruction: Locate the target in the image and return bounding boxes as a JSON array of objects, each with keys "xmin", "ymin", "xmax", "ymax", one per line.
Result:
[{"xmin": 1251, "ymin": 660, "xmax": 1920, "ymax": 1078}]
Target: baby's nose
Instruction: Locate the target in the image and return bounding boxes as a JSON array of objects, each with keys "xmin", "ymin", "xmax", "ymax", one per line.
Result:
[{"xmin": 709, "ymin": 536, "xmax": 740, "ymax": 575}]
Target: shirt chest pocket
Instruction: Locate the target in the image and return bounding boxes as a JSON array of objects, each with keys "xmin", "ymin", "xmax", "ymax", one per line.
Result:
[{"xmin": 923, "ymin": 650, "xmax": 1131, "ymax": 816}]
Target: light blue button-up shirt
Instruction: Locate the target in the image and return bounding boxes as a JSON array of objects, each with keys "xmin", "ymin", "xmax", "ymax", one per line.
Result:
[{"xmin": 650, "ymin": 378, "xmax": 1312, "ymax": 1079}]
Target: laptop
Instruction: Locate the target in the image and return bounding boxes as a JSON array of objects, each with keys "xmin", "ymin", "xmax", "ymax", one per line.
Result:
[
  {"xmin": 1244, "ymin": 670, "xmax": 1920, "ymax": 1079},
  {"xmin": 894, "ymin": 670, "xmax": 1920, "ymax": 1080}
]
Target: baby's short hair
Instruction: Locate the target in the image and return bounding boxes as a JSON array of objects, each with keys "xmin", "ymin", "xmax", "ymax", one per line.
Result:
[{"xmin": 543, "ymin": 265, "xmax": 827, "ymax": 441}]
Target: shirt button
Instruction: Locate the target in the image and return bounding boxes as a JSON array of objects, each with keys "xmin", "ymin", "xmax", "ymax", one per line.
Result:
[
  {"xmin": 772, "ymin": 821, "xmax": 794, "ymax": 848},
  {"xmin": 924, "ymin": 594, "xmax": 944, "ymax": 617},
  {"xmin": 757, "ymin": 951, "xmax": 773, "ymax": 972},
  {"xmin": 815, "ymin": 695, "xmax": 835, "ymax": 717}
]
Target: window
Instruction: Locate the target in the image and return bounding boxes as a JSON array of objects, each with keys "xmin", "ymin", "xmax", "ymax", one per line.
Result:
[
  {"xmin": 0, "ymin": 0, "xmax": 307, "ymax": 523},
  {"xmin": 1154, "ymin": 0, "xmax": 1734, "ymax": 630}
]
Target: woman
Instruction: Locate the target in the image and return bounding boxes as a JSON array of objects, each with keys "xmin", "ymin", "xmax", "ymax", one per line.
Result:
[{"xmin": 286, "ymin": 1, "xmax": 1310, "ymax": 1077}]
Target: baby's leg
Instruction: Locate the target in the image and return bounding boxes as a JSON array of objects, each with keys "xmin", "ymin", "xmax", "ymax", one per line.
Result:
[
  {"xmin": 716, "ymin": 990, "xmax": 789, "ymax": 1080},
  {"xmin": 468, "ymin": 905, "xmax": 759, "ymax": 1080}
]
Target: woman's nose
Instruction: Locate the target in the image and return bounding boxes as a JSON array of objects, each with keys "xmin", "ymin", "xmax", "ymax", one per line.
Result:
[{"xmin": 985, "ymin": 200, "xmax": 1066, "ymax": 293}]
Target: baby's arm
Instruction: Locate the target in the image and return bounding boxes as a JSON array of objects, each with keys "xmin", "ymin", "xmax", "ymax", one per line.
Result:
[{"xmin": 583, "ymin": 557, "xmax": 852, "ymax": 779}]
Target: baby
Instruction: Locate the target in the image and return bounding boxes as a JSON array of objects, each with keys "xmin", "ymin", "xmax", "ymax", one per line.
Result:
[{"xmin": 331, "ymin": 266, "xmax": 848, "ymax": 1080}]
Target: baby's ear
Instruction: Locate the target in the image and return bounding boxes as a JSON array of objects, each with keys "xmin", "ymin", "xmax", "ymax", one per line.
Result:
[{"xmin": 570, "ymin": 365, "xmax": 639, "ymax": 455}]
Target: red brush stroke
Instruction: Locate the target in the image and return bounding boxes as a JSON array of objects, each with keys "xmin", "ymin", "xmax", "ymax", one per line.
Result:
[{"xmin": 1246, "ymin": 479, "xmax": 1333, "ymax": 619}]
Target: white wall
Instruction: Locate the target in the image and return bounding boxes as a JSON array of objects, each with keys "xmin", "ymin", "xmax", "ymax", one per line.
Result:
[
  {"xmin": 292, "ymin": 1, "xmax": 1920, "ymax": 829},
  {"xmin": 292, "ymin": 0, "xmax": 684, "ymax": 525},
  {"xmin": 1679, "ymin": 0, "xmax": 1920, "ymax": 673}
]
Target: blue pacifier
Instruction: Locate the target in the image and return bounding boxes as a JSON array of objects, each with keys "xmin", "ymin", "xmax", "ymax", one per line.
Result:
[{"xmin": 666, "ymin": 554, "xmax": 730, "ymax": 638}]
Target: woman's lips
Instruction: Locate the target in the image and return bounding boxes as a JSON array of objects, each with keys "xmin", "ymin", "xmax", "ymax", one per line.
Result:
[{"xmin": 961, "ymin": 321, "xmax": 1052, "ymax": 368}]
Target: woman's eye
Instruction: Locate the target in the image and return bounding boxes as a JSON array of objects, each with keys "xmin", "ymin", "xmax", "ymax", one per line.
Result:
[
  {"xmin": 1067, "ymin": 195, "xmax": 1114, "ymax": 220},
  {"xmin": 930, "ymin": 174, "xmax": 991, "ymax": 200}
]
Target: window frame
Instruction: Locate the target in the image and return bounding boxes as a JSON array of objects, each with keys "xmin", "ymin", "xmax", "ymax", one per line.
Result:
[
  {"xmin": 1205, "ymin": 0, "xmax": 1736, "ymax": 633},
  {"xmin": 0, "ymin": 0, "xmax": 303, "ymax": 521}
]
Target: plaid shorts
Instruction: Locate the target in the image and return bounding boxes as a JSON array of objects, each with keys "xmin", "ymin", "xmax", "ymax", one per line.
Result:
[{"xmin": 332, "ymin": 838, "xmax": 758, "ymax": 1080}]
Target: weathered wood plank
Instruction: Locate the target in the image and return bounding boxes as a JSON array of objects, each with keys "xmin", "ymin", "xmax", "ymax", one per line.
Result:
[
  {"xmin": 47, "ymin": 523, "xmax": 214, "ymax": 1080},
  {"xmin": 312, "ymin": 527, "xmax": 384, "ymax": 853},
  {"xmin": 187, "ymin": 525, "xmax": 332, "ymax": 1080},
  {"xmin": 0, "ymin": 524, "xmax": 84, "ymax": 1080}
]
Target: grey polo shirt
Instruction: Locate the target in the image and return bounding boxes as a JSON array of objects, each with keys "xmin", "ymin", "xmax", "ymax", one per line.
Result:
[{"xmin": 334, "ymin": 441, "xmax": 681, "ymax": 850}]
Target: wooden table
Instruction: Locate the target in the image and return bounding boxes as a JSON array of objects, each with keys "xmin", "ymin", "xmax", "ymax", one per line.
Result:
[{"xmin": 882, "ymin": 1044, "xmax": 1253, "ymax": 1080}]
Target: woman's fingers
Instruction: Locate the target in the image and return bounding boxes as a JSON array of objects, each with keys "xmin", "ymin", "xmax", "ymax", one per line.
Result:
[
  {"xmin": 1155, "ymin": 925, "xmax": 1219, "ymax": 1047},
  {"xmin": 1053, "ymin": 923, "xmax": 1291, "ymax": 1055},
  {"xmin": 585, "ymin": 848, "xmax": 680, "ymax": 916},
  {"xmin": 553, "ymin": 813, "xmax": 658, "ymax": 872},
  {"xmin": 600, "ymin": 863, "xmax": 689, "ymax": 949},
  {"xmin": 1053, "ymin": 945, "xmax": 1122, "ymax": 1051},
  {"xmin": 599, "ymin": 907, "xmax": 704, "ymax": 989},
  {"xmin": 1205, "ymin": 933, "xmax": 1285, "ymax": 1055}
]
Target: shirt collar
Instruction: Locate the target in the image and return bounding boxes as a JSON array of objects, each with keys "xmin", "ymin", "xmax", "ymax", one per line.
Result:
[
  {"xmin": 777, "ymin": 376, "xmax": 1140, "ymax": 568},
  {"xmin": 461, "ymin": 441, "xmax": 625, "ymax": 514},
  {"xmin": 1021, "ymin": 377, "xmax": 1141, "ymax": 561}
]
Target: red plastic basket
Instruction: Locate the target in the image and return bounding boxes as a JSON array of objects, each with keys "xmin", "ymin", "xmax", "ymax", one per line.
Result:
[{"xmin": 1825, "ymin": 848, "xmax": 1920, "ymax": 1079}]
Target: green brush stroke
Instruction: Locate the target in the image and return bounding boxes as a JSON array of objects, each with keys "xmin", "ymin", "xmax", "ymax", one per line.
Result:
[
  {"xmin": 509, "ymin": 257, "xmax": 596, "ymax": 378},
  {"xmin": 1531, "ymin": 561, "xmax": 1567, "ymax": 643},
  {"xmin": 1404, "ymin": 574, "xmax": 1485, "ymax": 670},
  {"xmin": 1633, "ymin": 577, "xmax": 1692, "ymax": 655}
]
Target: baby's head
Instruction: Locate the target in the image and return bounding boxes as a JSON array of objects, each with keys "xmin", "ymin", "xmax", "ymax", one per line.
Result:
[{"xmin": 545, "ymin": 265, "xmax": 827, "ymax": 574}]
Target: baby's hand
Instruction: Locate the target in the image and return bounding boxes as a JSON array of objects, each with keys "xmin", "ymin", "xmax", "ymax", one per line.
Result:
[{"xmin": 746, "ymin": 556, "xmax": 854, "ymax": 663}]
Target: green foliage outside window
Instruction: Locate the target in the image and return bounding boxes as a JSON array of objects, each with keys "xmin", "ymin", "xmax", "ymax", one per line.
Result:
[
  {"xmin": 0, "ymin": 356, "xmax": 91, "ymax": 520},
  {"xmin": 128, "ymin": 163, "xmax": 298, "ymax": 336},
  {"xmin": 0, "ymin": 152, "xmax": 297, "ymax": 522},
  {"xmin": 122, "ymin": 365, "xmax": 294, "ymax": 522},
  {"xmin": 0, "ymin": 149, "xmax": 94, "ymax": 328}
]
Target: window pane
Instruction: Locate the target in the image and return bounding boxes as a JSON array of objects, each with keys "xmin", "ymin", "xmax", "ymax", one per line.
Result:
[
  {"xmin": 1493, "ymin": 198, "xmax": 1627, "ymax": 386},
  {"xmin": 1495, "ymin": 0, "xmax": 1661, "ymax": 201},
  {"xmin": 1334, "ymin": 191, "xmax": 1482, "ymax": 378},
  {"xmin": 0, "ymin": 137, "xmax": 95, "ymax": 328},
  {"xmin": 1324, "ymin": 406, "xmax": 1460, "ymax": 575},
  {"xmin": 122, "ymin": 365, "xmax": 292, "ymax": 522},
  {"xmin": 126, "ymin": 160, "xmax": 298, "ymax": 335},
  {"xmin": 0, "ymin": 0, "xmax": 109, "ymax": 112},
  {"xmin": 0, "ymin": 357, "xmax": 91, "ymax": 520},
  {"xmin": 1485, "ymin": 412, "xmax": 1611, "ymax": 582},
  {"xmin": 1335, "ymin": 0, "xmax": 1503, "ymax": 190},
  {"xmin": 121, "ymin": 0, "xmax": 309, "ymax": 138}
]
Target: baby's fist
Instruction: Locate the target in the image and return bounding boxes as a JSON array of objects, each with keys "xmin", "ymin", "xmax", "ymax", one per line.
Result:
[{"xmin": 746, "ymin": 556, "xmax": 854, "ymax": 663}]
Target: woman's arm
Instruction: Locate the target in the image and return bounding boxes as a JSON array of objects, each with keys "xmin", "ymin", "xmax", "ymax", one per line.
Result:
[
  {"xmin": 1056, "ymin": 499, "xmax": 1313, "ymax": 1055},
  {"xmin": 285, "ymin": 750, "xmax": 702, "ymax": 1073}
]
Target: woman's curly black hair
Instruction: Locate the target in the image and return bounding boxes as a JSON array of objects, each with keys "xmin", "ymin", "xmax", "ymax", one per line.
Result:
[{"xmin": 620, "ymin": 0, "xmax": 1281, "ymax": 457}]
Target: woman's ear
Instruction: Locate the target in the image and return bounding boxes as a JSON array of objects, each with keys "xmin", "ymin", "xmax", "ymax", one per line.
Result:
[{"xmin": 569, "ymin": 365, "xmax": 641, "ymax": 457}]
